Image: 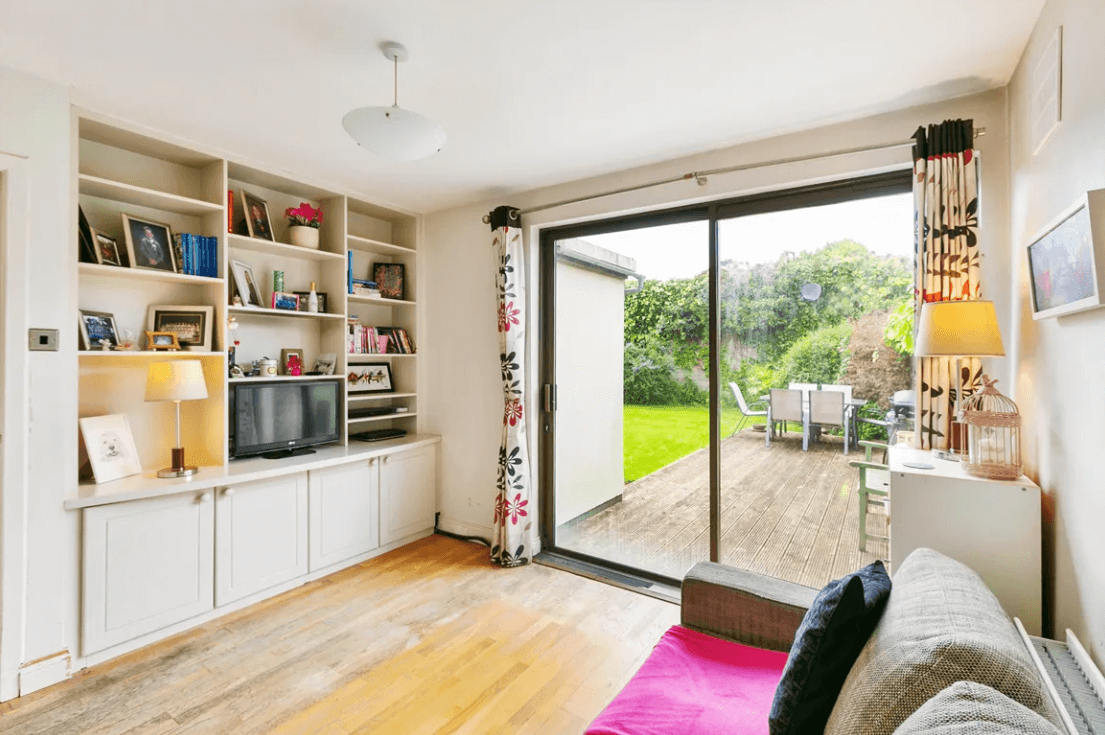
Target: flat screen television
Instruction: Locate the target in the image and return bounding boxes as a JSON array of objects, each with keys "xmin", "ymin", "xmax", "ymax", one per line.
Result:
[{"xmin": 231, "ymin": 381, "xmax": 340, "ymax": 459}]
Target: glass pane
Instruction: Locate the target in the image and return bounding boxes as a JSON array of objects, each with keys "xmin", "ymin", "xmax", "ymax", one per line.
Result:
[
  {"xmin": 717, "ymin": 193, "xmax": 914, "ymax": 587},
  {"xmin": 553, "ymin": 220, "xmax": 710, "ymax": 580}
]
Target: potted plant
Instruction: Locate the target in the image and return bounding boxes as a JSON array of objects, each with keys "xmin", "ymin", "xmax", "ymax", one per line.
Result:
[{"xmin": 285, "ymin": 202, "xmax": 323, "ymax": 249}]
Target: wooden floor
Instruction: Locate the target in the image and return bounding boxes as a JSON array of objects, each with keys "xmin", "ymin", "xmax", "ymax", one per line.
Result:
[
  {"xmin": 558, "ymin": 429, "xmax": 889, "ymax": 588},
  {"xmin": 0, "ymin": 536, "xmax": 679, "ymax": 735}
]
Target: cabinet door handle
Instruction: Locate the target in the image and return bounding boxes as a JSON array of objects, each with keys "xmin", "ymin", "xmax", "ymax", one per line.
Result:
[
  {"xmin": 223, "ymin": 488, "xmax": 235, "ymax": 497},
  {"xmin": 382, "ymin": 456, "xmax": 389, "ymax": 465},
  {"xmin": 198, "ymin": 493, "xmax": 212, "ymax": 504},
  {"xmin": 368, "ymin": 458, "xmax": 376, "ymax": 467}
]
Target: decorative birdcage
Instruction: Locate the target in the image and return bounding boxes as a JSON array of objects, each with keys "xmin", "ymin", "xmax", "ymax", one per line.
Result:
[{"xmin": 962, "ymin": 375, "xmax": 1022, "ymax": 480}]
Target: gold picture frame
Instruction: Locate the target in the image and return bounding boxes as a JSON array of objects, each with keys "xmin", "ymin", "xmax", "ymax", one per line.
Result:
[{"xmin": 145, "ymin": 331, "xmax": 181, "ymax": 351}]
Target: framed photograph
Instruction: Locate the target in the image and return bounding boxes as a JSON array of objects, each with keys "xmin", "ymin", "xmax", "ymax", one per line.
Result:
[
  {"xmin": 122, "ymin": 214, "xmax": 176, "ymax": 273},
  {"xmin": 372, "ymin": 263, "xmax": 405, "ymax": 300},
  {"xmin": 271, "ymin": 291, "xmax": 299, "ymax": 311},
  {"xmin": 347, "ymin": 363, "xmax": 394, "ymax": 393},
  {"xmin": 78, "ymin": 310, "xmax": 120, "ymax": 351},
  {"xmin": 147, "ymin": 305, "xmax": 213, "ymax": 352},
  {"xmin": 230, "ymin": 259, "xmax": 263, "ymax": 307},
  {"xmin": 78, "ymin": 205, "xmax": 97, "ymax": 264},
  {"xmin": 293, "ymin": 291, "xmax": 327, "ymax": 313},
  {"xmin": 241, "ymin": 190, "xmax": 274, "ymax": 241},
  {"xmin": 79, "ymin": 414, "xmax": 142, "ymax": 484},
  {"xmin": 145, "ymin": 331, "xmax": 181, "ymax": 350},
  {"xmin": 92, "ymin": 229, "xmax": 123, "ymax": 267},
  {"xmin": 1028, "ymin": 190, "xmax": 1105, "ymax": 320},
  {"xmin": 314, "ymin": 353, "xmax": 336, "ymax": 375},
  {"xmin": 280, "ymin": 348, "xmax": 304, "ymax": 375}
]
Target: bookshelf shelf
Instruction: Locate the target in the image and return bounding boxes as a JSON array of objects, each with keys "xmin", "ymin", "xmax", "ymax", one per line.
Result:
[
  {"xmin": 346, "ymin": 234, "xmax": 414, "ymax": 256},
  {"xmin": 227, "ymin": 233, "xmax": 345, "ymax": 262},
  {"xmin": 78, "ymin": 173, "xmax": 222, "ymax": 215},
  {"xmin": 348, "ymin": 294, "xmax": 416, "ymax": 306},
  {"xmin": 347, "ymin": 353, "xmax": 417, "ymax": 361},
  {"xmin": 348, "ymin": 412, "xmax": 417, "ymax": 425},
  {"xmin": 228, "ymin": 305, "xmax": 346, "ymax": 321},
  {"xmin": 348, "ymin": 392, "xmax": 417, "ymax": 401},
  {"xmin": 79, "ymin": 262, "xmax": 223, "ymax": 286},
  {"xmin": 229, "ymin": 375, "xmax": 342, "ymax": 383},
  {"xmin": 79, "ymin": 351, "xmax": 225, "ymax": 359}
]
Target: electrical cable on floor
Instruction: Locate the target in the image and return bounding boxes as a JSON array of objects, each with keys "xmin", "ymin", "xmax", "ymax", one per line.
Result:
[{"xmin": 434, "ymin": 515, "xmax": 492, "ymax": 547}]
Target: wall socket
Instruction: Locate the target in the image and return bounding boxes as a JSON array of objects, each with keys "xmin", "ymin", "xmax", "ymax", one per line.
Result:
[{"xmin": 28, "ymin": 328, "xmax": 59, "ymax": 351}]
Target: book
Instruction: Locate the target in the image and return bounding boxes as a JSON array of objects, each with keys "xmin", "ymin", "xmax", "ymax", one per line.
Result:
[
  {"xmin": 227, "ymin": 190, "xmax": 234, "ymax": 233},
  {"xmin": 347, "ymin": 251, "xmax": 353, "ymax": 294}
]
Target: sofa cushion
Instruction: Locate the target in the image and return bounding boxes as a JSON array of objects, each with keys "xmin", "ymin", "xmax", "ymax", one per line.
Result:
[
  {"xmin": 825, "ymin": 548, "xmax": 1060, "ymax": 735},
  {"xmin": 769, "ymin": 560, "xmax": 892, "ymax": 735},
  {"xmin": 586, "ymin": 624, "xmax": 788, "ymax": 735},
  {"xmin": 892, "ymin": 681, "xmax": 1063, "ymax": 735}
]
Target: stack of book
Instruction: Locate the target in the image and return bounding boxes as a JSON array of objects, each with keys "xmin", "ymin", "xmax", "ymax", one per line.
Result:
[
  {"xmin": 347, "ymin": 319, "xmax": 416, "ymax": 354},
  {"xmin": 172, "ymin": 234, "xmax": 218, "ymax": 277},
  {"xmin": 351, "ymin": 278, "xmax": 382, "ymax": 298}
]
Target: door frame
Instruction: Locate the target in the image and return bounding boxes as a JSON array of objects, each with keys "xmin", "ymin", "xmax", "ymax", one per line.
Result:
[
  {"xmin": 0, "ymin": 152, "xmax": 30, "ymax": 702},
  {"xmin": 536, "ymin": 170, "xmax": 913, "ymax": 585}
]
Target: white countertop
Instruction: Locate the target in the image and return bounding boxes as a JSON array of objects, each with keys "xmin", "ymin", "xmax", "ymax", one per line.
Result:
[
  {"xmin": 888, "ymin": 445, "xmax": 1035, "ymax": 487},
  {"xmin": 66, "ymin": 434, "xmax": 441, "ymax": 510}
]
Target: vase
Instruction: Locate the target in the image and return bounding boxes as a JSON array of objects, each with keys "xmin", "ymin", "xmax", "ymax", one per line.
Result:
[{"xmin": 289, "ymin": 225, "xmax": 320, "ymax": 249}]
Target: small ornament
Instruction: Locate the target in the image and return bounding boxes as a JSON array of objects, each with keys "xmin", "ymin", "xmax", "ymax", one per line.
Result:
[{"xmin": 98, "ymin": 338, "xmax": 112, "ymax": 351}]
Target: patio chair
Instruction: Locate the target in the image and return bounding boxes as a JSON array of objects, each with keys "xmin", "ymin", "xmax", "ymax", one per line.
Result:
[
  {"xmin": 728, "ymin": 382, "xmax": 767, "ymax": 436},
  {"xmin": 808, "ymin": 389, "xmax": 849, "ymax": 455},
  {"xmin": 766, "ymin": 389, "xmax": 805, "ymax": 450},
  {"xmin": 850, "ymin": 440, "xmax": 891, "ymax": 552},
  {"xmin": 822, "ymin": 384, "xmax": 856, "ymax": 449},
  {"xmin": 788, "ymin": 382, "xmax": 817, "ymax": 415}
]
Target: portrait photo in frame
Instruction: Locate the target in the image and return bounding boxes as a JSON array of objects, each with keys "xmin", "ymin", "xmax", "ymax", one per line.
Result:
[
  {"xmin": 79, "ymin": 414, "xmax": 142, "ymax": 484},
  {"xmin": 147, "ymin": 305, "xmax": 214, "ymax": 352},
  {"xmin": 79, "ymin": 310, "xmax": 120, "ymax": 350},
  {"xmin": 241, "ymin": 190, "xmax": 275, "ymax": 241},
  {"xmin": 230, "ymin": 259, "xmax": 264, "ymax": 307},
  {"xmin": 122, "ymin": 214, "xmax": 177, "ymax": 273},
  {"xmin": 92, "ymin": 229, "xmax": 124, "ymax": 267}
]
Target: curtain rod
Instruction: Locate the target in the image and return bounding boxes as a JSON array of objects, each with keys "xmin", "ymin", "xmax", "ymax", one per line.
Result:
[{"xmin": 483, "ymin": 127, "xmax": 986, "ymax": 224}]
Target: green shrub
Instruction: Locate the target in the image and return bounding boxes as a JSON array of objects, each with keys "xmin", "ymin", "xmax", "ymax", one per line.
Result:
[
  {"xmin": 777, "ymin": 322, "xmax": 853, "ymax": 386},
  {"xmin": 623, "ymin": 340, "xmax": 707, "ymax": 406},
  {"xmin": 884, "ymin": 299, "xmax": 914, "ymax": 355}
]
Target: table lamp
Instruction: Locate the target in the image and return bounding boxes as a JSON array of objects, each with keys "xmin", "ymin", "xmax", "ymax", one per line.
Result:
[
  {"xmin": 145, "ymin": 360, "xmax": 208, "ymax": 478},
  {"xmin": 914, "ymin": 300, "xmax": 1005, "ymax": 459}
]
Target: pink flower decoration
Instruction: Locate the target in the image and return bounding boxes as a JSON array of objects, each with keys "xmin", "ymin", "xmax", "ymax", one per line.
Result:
[
  {"xmin": 498, "ymin": 302, "xmax": 520, "ymax": 332},
  {"xmin": 504, "ymin": 399, "xmax": 523, "ymax": 426},
  {"xmin": 503, "ymin": 493, "xmax": 528, "ymax": 525}
]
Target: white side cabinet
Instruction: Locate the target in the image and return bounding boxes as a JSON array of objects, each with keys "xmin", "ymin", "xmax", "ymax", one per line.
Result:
[
  {"xmin": 82, "ymin": 491, "xmax": 215, "ymax": 655},
  {"xmin": 215, "ymin": 473, "xmax": 308, "ymax": 607},
  {"xmin": 308, "ymin": 460, "xmax": 379, "ymax": 572},
  {"xmin": 380, "ymin": 445, "xmax": 437, "ymax": 545}
]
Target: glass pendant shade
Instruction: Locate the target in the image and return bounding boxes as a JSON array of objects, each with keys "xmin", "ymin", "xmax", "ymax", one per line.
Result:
[{"xmin": 342, "ymin": 105, "xmax": 446, "ymax": 161}]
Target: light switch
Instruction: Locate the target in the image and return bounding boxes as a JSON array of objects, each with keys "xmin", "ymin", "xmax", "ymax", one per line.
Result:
[{"xmin": 28, "ymin": 329, "xmax": 59, "ymax": 351}]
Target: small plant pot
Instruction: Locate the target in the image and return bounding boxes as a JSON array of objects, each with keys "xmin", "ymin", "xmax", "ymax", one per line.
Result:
[{"xmin": 289, "ymin": 225, "xmax": 320, "ymax": 249}]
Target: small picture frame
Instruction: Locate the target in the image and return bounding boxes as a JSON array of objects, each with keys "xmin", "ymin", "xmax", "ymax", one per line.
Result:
[
  {"xmin": 241, "ymin": 190, "xmax": 274, "ymax": 241},
  {"xmin": 314, "ymin": 353, "xmax": 336, "ymax": 375},
  {"xmin": 281, "ymin": 348, "xmax": 304, "ymax": 375},
  {"xmin": 372, "ymin": 263, "xmax": 405, "ymax": 300},
  {"xmin": 347, "ymin": 363, "xmax": 394, "ymax": 393},
  {"xmin": 79, "ymin": 414, "xmax": 142, "ymax": 484},
  {"xmin": 230, "ymin": 260, "xmax": 263, "ymax": 307},
  {"xmin": 78, "ymin": 310, "xmax": 120, "ymax": 351},
  {"xmin": 271, "ymin": 291, "xmax": 299, "ymax": 310},
  {"xmin": 147, "ymin": 305, "xmax": 214, "ymax": 352},
  {"xmin": 293, "ymin": 291, "xmax": 327, "ymax": 313},
  {"xmin": 122, "ymin": 214, "xmax": 176, "ymax": 273},
  {"xmin": 145, "ymin": 331, "xmax": 181, "ymax": 351},
  {"xmin": 92, "ymin": 229, "xmax": 123, "ymax": 267}
]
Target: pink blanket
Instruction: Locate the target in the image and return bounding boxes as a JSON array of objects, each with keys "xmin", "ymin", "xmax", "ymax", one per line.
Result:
[{"xmin": 586, "ymin": 625, "xmax": 787, "ymax": 735}]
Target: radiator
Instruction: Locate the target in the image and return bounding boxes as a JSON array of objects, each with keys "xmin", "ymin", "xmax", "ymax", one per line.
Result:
[{"xmin": 1017, "ymin": 619, "xmax": 1105, "ymax": 735}]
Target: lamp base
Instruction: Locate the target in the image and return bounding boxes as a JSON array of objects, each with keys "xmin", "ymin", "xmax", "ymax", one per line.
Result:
[{"xmin": 158, "ymin": 466, "xmax": 199, "ymax": 478}]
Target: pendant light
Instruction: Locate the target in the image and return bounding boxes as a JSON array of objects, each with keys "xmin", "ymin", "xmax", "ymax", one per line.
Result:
[{"xmin": 342, "ymin": 41, "xmax": 446, "ymax": 161}]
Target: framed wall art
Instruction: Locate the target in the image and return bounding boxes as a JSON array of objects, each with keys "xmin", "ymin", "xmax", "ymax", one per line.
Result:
[
  {"xmin": 347, "ymin": 363, "xmax": 394, "ymax": 393},
  {"xmin": 147, "ymin": 305, "xmax": 213, "ymax": 351},
  {"xmin": 79, "ymin": 414, "xmax": 142, "ymax": 484},
  {"xmin": 79, "ymin": 310, "xmax": 120, "ymax": 351},
  {"xmin": 122, "ymin": 214, "xmax": 176, "ymax": 273},
  {"xmin": 1028, "ymin": 189, "xmax": 1105, "ymax": 320},
  {"xmin": 372, "ymin": 262, "xmax": 405, "ymax": 300}
]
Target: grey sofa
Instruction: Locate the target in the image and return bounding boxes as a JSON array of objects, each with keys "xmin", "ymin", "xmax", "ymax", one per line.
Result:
[{"xmin": 681, "ymin": 548, "xmax": 1066, "ymax": 734}]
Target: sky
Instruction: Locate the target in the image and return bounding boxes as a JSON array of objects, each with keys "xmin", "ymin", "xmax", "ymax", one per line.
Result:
[{"xmin": 584, "ymin": 192, "xmax": 915, "ymax": 281}]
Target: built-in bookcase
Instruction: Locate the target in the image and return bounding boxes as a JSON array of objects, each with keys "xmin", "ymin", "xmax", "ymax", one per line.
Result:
[{"xmin": 74, "ymin": 112, "xmax": 422, "ymax": 486}]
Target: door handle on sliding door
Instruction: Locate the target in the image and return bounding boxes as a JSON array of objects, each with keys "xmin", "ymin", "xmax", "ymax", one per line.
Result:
[{"xmin": 544, "ymin": 384, "xmax": 556, "ymax": 413}]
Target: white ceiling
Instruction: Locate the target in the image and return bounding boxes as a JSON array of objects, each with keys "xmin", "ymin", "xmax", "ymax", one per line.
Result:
[{"xmin": 0, "ymin": 0, "xmax": 1044, "ymax": 214}]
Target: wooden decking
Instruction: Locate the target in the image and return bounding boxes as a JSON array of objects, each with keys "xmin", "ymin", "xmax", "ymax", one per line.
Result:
[{"xmin": 557, "ymin": 428, "xmax": 889, "ymax": 589}]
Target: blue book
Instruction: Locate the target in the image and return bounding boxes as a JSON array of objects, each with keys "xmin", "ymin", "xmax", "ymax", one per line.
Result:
[
  {"xmin": 182, "ymin": 234, "xmax": 192, "ymax": 275},
  {"xmin": 202, "ymin": 235, "xmax": 211, "ymax": 277},
  {"xmin": 208, "ymin": 236, "xmax": 216, "ymax": 277},
  {"xmin": 348, "ymin": 251, "xmax": 353, "ymax": 294},
  {"xmin": 188, "ymin": 234, "xmax": 196, "ymax": 276}
]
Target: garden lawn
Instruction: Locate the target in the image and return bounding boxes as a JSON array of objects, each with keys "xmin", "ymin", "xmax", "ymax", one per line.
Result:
[{"xmin": 623, "ymin": 405, "xmax": 753, "ymax": 484}]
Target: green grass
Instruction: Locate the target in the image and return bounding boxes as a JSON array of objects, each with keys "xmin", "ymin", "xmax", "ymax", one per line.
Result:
[{"xmin": 622, "ymin": 405, "xmax": 743, "ymax": 483}]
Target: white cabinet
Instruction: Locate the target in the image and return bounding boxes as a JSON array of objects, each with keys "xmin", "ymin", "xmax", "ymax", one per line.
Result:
[
  {"xmin": 308, "ymin": 460, "xmax": 379, "ymax": 571},
  {"xmin": 380, "ymin": 445, "xmax": 437, "ymax": 545},
  {"xmin": 82, "ymin": 491, "xmax": 215, "ymax": 655},
  {"xmin": 215, "ymin": 473, "xmax": 308, "ymax": 607}
]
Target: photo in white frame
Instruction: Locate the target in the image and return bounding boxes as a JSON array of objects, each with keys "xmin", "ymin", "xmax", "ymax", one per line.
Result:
[{"xmin": 79, "ymin": 414, "xmax": 142, "ymax": 484}]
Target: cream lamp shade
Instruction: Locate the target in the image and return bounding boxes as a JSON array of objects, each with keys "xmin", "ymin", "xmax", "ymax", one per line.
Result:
[
  {"xmin": 145, "ymin": 360, "xmax": 208, "ymax": 402},
  {"xmin": 915, "ymin": 300, "xmax": 1005, "ymax": 357}
]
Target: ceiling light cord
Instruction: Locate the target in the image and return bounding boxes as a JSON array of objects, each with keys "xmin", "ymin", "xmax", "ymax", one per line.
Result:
[{"xmin": 393, "ymin": 54, "xmax": 399, "ymax": 108}]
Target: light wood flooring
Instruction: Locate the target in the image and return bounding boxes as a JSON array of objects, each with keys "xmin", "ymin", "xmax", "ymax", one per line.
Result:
[
  {"xmin": 0, "ymin": 536, "xmax": 679, "ymax": 735},
  {"xmin": 558, "ymin": 429, "xmax": 889, "ymax": 587}
]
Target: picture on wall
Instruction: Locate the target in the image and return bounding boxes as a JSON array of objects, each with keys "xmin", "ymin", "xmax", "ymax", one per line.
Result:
[
  {"xmin": 347, "ymin": 363, "xmax": 394, "ymax": 393},
  {"xmin": 241, "ymin": 190, "xmax": 274, "ymax": 241},
  {"xmin": 147, "ymin": 305, "xmax": 213, "ymax": 351},
  {"xmin": 372, "ymin": 263, "xmax": 405, "ymax": 300},
  {"xmin": 1028, "ymin": 190, "xmax": 1105, "ymax": 319},
  {"xmin": 78, "ymin": 310, "xmax": 120, "ymax": 350},
  {"xmin": 230, "ymin": 260, "xmax": 263, "ymax": 307},
  {"xmin": 122, "ymin": 214, "xmax": 177, "ymax": 273},
  {"xmin": 79, "ymin": 414, "xmax": 142, "ymax": 484}
]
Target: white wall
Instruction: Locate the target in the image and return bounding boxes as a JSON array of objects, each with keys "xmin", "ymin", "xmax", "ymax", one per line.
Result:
[
  {"xmin": 424, "ymin": 88, "xmax": 1011, "ymax": 544},
  {"xmin": 1007, "ymin": 0, "xmax": 1105, "ymax": 662},
  {"xmin": 0, "ymin": 65, "xmax": 77, "ymax": 697},
  {"xmin": 554, "ymin": 262, "xmax": 625, "ymax": 526}
]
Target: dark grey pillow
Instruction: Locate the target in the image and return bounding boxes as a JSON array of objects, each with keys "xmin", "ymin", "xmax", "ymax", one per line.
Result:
[
  {"xmin": 892, "ymin": 681, "xmax": 1063, "ymax": 734},
  {"xmin": 769, "ymin": 561, "xmax": 891, "ymax": 735}
]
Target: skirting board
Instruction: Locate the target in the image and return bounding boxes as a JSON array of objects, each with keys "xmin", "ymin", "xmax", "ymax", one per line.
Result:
[
  {"xmin": 435, "ymin": 515, "xmax": 540, "ymax": 555},
  {"xmin": 19, "ymin": 652, "xmax": 71, "ymax": 697}
]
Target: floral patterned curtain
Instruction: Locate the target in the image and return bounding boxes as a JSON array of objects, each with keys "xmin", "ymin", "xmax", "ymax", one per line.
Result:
[
  {"xmin": 912, "ymin": 120, "xmax": 981, "ymax": 450},
  {"xmin": 490, "ymin": 206, "xmax": 531, "ymax": 567}
]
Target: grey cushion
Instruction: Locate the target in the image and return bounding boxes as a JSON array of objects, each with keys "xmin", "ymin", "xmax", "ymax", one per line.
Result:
[
  {"xmin": 892, "ymin": 682, "xmax": 1063, "ymax": 734},
  {"xmin": 824, "ymin": 548, "xmax": 1060, "ymax": 735}
]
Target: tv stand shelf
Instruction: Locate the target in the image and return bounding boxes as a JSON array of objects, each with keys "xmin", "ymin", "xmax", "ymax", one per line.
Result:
[{"xmin": 66, "ymin": 434, "xmax": 440, "ymax": 510}]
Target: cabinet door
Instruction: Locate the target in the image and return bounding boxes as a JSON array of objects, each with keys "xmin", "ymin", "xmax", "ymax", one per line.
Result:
[
  {"xmin": 380, "ymin": 445, "xmax": 437, "ymax": 545},
  {"xmin": 215, "ymin": 472, "xmax": 308, "ymax": 607},
  {"xmin": 82, "ymin": 492, "xmax": 215, "ymax": 655},
  {"xmin": 308, "ymin": 460, "xmax": 378, "ymax": 572}
]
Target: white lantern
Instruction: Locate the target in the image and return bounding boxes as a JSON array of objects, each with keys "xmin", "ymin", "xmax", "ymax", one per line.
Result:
[{"xmin": 962, "ymin": 375, "xmax": 1021, "ymax": 480}]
